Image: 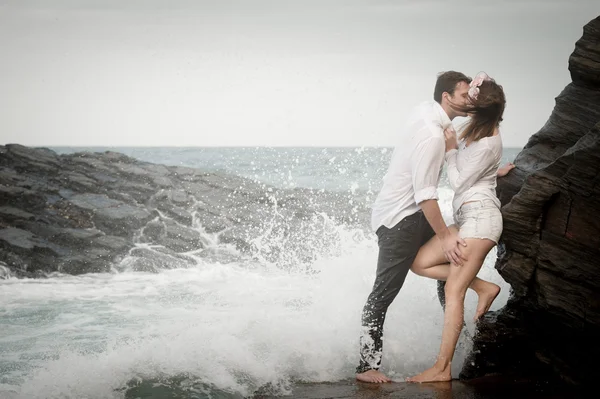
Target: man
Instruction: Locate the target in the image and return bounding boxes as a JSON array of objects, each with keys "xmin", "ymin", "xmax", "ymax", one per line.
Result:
[{"xmin": 356, "ymin": 71, "xmax": 472, "ymax": 383}]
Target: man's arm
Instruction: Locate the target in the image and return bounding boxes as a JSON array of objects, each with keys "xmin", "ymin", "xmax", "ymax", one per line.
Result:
[
  {"xmin": 419, "ymin": 199, "xmax": 467, "ymax": 266},
  {"xmin": 410, "ymin": 134, "xmax": 467, "ymax": 265}
]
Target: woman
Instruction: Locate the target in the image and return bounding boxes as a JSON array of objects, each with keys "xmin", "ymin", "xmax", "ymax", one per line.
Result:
[{"xmin": 407, "ymin": 72, "xmax": 515, "ymax": 383}]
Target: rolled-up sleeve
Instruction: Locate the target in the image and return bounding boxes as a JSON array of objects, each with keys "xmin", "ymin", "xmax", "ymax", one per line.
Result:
[
  {"xmin": 445, "ymin": 146, "xmax": 495, "ymax": 192},
  {"xmin": 410, "ymin": 135, "xmax": 445, "ymax": 204}
]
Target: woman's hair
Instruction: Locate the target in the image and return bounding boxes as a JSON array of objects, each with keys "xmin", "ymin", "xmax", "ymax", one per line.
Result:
[{"xmin": 459, "ymin": 79, "xmax": 506, "ymax": 143}]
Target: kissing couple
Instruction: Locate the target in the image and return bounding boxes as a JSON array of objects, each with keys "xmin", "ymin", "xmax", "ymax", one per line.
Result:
[{"xmin": 356, "ymin": 71, "xmax": 515, "ymax": 383}]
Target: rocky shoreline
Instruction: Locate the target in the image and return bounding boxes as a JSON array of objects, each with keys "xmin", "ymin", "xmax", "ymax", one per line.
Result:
[{"xmin": 0, "ymin": 144, "xmax": 370, "ymax": 278}]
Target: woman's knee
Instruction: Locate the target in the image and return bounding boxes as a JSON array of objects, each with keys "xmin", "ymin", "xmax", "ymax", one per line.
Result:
[
  {"xmin": 411, "ymin": 266, "xmax": 424, "ymax": 276},
  {"xmin": 410, "ymin": 257, "xmax": 424, "ymax": 275}
]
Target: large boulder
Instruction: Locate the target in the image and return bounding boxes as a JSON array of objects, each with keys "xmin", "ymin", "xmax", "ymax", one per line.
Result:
[{"xmin": 462, "ymin": 16, "xmax": 600, "ymax": 386}]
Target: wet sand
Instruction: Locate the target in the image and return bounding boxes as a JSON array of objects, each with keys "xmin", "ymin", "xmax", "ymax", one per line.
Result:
[{"xmin": 255, "ymin": 375, "xmax": 581, "ymax": 399}]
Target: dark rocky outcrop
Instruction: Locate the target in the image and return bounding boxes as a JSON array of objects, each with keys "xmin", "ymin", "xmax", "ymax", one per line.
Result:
[
  {"xmin": 462, "ymin": 16, "xmax": 600, "ymax": 386},
  {"xmin": 0, "ymin": 145, "xmax": 369, "ymax": 277}
]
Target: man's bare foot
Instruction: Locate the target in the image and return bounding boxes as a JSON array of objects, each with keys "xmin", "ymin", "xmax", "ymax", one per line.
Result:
[
  {"xmin": 356, "ymin": 369, "xmax": 392, "ymax": 383},
  {"xmin": 474, "ymin": 282, "xmax": 501, "ymax": 320},
  {"xmin": 406, "ymin": 365, "xmax": 451, "ymax": 383}
]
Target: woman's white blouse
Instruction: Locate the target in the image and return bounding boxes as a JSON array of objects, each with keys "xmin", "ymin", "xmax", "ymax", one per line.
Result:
[{"xmin": 444, "ymin": 134, "xmax": 503, "ymax": 214}]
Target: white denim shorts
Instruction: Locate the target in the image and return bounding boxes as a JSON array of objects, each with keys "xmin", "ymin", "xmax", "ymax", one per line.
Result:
[{"xmin": 455, "ymin": 200, "xmax": 503, "ymax": 243}]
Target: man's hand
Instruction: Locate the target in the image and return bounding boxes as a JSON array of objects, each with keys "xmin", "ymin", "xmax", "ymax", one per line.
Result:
[
  {"xmin": 497, "ymin": 162, "xmax": 516, "ymax": 177},
  {"xmin": 444, "ymin": 127, "xmax": 458, "ymax": 152},
  {"xmin": 439, "ymin": 228, "xmax": 467, "ymax": 266}
]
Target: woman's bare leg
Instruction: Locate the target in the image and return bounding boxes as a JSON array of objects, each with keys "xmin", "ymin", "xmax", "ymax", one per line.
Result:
[
  {"xmin": 407, "ymin": 238, "xmax": 497, "ymax": 383},
  {"xmin": 410, "ymin": 228, "xmax": 500, "ymax": 320}
]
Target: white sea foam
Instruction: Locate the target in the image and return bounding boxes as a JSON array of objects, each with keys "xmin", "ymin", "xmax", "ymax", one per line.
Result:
[{"xmin": 0, "ymin": 187, "xmax": 510, "ymax": 398}]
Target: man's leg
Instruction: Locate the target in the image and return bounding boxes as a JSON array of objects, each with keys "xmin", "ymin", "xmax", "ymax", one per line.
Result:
[{"xmin": 356, "ymin": 212, "xmax": 425, "ymax": 382}]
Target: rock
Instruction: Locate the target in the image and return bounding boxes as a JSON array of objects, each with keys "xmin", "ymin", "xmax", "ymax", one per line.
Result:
[
  {"xmin": 0, "ymin": 227, "xmax": 39, "ymax": 250},
  {"xmin": 66, "ymin": 172, "xmax": 97, "ymax": 189},
  {"xmin": 68, "ymin": 193, "xmax": 155, "ymax": 236},
  {"xmin": 45, "ymin": 199, "xmax": 95, "ymax": 229},
  {"xmin": 0, "ymin": 206, "xmax": 35, "ymax": 222},
  {"xmin": 0, "ymin": 250, "xmax": 27, "ymax": 273},
  {"xmin": 0, "ymin": 227, "xmax": 67, "ymax": 273},
  {"xmin": 120, "ymin": 247, "xmax": 196, "ymax": 273},
  {"xmin": 0, "ymin": 168, "xmax": 23, "ymax": 185},
  {"xmin": 569, "ymin": 17, "xmax": 600, "ymax": 87},
  {"xmin": 94, "ymin": 204, "xmax": 154, "ymax": 235},
  {"xmin": 165, "ymin": 189, "xmax": 192, "ymax": 206},
  {"xmin": 139, "ymin": 218, "xmax": 164, "ymax": 242},
  {"xmin": 465, "ymin": 16, "xmax": 600, "ymax": 387},
  {"xmin": 0, "ymin": 261, "xmax": 12, "ymax": 279},
  {"xmin": 58, "ymin": 248, "xmax": 114, "ymax": 274},
  {"xmin": 194, "ymin": 211, "xmax": 229, "ymax": 233},
  {"xmin": 51, "ymin": 228, "xmax": 104, "ymax": 246},
  {"xmin": 4, "ymin": 144, "xmax": 60, "ymax": 168},
  {"xmin": 93, "ymin": 235, "xmax": 130, "ymax": 251},
  {"xmin": 113, "ymin": 162, "xmax": 155, "ymax": 178},
  {"xmin": 155, "ymin": 202, "xmax": 194, "ymax": 226},
  {"xmin": 68, "ymin": 193, "xmax": 126, "ymax": 211},
  {"xmin": 152, "ymin": 175, "xmax": 173, "ymax": 187},
  {"xmin": 90, "ymin": 172, "xmax": 118, "ymax": 184},
  {"xmin": 1, "ymin": 140, "xmax": 369, "ymax": 276},
  {"xmin": 159, "ymin": 220, "xmax": 203, "ymax": 252},
  {"xmin": 0, "ymin": 185, "xmax": 47, "ymax": 212}
]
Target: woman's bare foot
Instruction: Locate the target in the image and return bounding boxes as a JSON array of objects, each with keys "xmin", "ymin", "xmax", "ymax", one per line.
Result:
[
  {"xmin": 474, "ymin": 282, "xmax": 500, "ymax": 320},
  {"xmin": 406, "ymin": 365, "xmax": 451, "ymax": 383},
  {"xmin": 356, "ymin": 369, "xmax": 392, "ymax": 383}
]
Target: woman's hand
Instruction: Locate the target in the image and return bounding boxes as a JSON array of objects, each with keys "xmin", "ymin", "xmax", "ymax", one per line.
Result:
[
  {"xmin": 497, "ymin": 162, "xmax": 516, "ymax": 177},
  {"xmin": 444, "ymin": 127, "xmax": 458, "ymax": 152}
]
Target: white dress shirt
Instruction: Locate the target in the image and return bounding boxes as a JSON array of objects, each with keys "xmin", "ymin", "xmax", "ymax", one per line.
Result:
[
  {"xmin": 445, "ymin": 133, "xmax": 502, "ymax": 214},
  {"xmin": 371, "ymin": 101, "xmax": 452, "ymax": 231}
]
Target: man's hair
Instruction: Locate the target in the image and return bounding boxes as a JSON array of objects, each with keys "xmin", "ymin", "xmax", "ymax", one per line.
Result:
[{"xmin": 433, "ymin": 71, "xmax": 471, "ymax": 103}]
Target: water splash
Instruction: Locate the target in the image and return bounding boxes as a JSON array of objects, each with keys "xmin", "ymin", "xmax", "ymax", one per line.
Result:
[
  {"xmin": 0, "ymin": 147, "xmax": 519, "ymax": 398},
  {"xmin": 0, "ymin": 211, "xmax": 510, "ymax": 398}
]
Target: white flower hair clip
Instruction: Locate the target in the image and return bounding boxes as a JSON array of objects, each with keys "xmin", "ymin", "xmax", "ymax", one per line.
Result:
[{"xmin": 468, "ymin": 71, "xmax": 491, "ymax": 100}]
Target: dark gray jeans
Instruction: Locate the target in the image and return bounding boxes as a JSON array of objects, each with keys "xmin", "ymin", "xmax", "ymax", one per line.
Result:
[{"xmin": 357, "ymin": 210, "xmax": 435, "ymax": 374}]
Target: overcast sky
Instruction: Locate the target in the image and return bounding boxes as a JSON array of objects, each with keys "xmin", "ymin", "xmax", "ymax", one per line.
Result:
[{"xmin": 1, "ymin": 0, "xmax": 598, "ymax": 147}]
